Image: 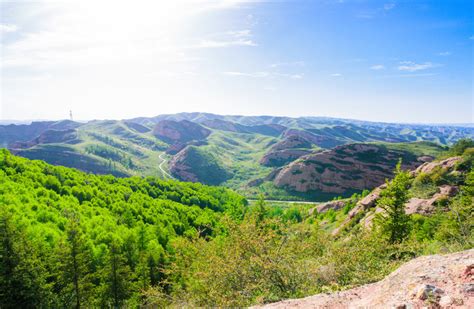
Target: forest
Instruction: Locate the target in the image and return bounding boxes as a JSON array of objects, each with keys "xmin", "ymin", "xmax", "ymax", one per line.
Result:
[{"xmin": 0, "ymin": 140, "xmax": 473, "ymax": 307}]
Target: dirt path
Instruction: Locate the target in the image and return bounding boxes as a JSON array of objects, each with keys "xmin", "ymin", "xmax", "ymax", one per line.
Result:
[{"xmin": 158, "ymin": 153, "xmax": 175, "ymax": 179}]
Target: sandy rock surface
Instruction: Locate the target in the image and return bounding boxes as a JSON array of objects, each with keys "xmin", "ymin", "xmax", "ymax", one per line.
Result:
[{"xmin": 254, "ymin": 249, "xmax": 474, "ymax": 309}]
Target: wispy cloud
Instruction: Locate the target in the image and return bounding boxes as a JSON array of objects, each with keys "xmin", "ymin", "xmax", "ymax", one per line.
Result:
[
  {"xmin": 194, "ymin": 39, "xmax": 257, "ymax": 48},
  {"xmin": 357, "ymin": 2, "xmax": 396, "ymax": 19},
  {"xmin": 1, "ymin": 1, "xmax": 259, "ymax": 70},
  {"xmin": 223, "ymin": 71, "xmax": 303, "ymax": 79},
  {"xmin": 226, "ymin": 29, "xmax": 252, "ymax": 38},
  {"xmin": 223, "ymin": 71, "xmax": 270, "ymax": 78},
  {"xmin": 397, "ymin": 61, "xmax": 439, "ymax": 72},
  {"xmin": 0, "ymin": 24, "xmax": 18, "ymax": 33},
  {"xmin": 378, "ymin": 73, "xmax": 438, "ymax": 79},
  {"xmin": 437, "ymin": 51, "xmax": 451, "ymax": 56},
  {"xmin": 370, "ymin": 64, "xmax": 385, "ymax": 70},
  {"xmin": 331, "ymin": 73, "xmax": 342, "ymax": 77},
  {"xmin": 193, "ymin": 28, "xmax": 258, "ymax": 49},
  {"xmin": 384, "ymin": 2, "xmax": 396, "ymax": 11},
  {"xmin": 270, "ymin": 61, "xmax": 305, "ymax": 68}
]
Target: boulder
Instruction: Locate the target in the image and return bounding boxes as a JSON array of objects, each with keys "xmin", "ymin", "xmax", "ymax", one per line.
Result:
[
  {"xmin": 405, "ymin": 185, "xmax": 458, "ymax": 215},
  {"xmin": 413, "ymin": 156, "xmax": 462, "ymax": 175},
  {"xmin": 309, "ymin": 200, "xmax": 347, "ymax": 215}
]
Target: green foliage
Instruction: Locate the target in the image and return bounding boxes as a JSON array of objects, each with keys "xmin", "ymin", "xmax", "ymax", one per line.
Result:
[
  {"xmin": 0, "ymin": 149, "xmax": 472, "ymax": 307},
  {"xmin": 375, "ymin": 161, "xmax": 411, "ymax": 243},
  {"xmin": 178, "ymin": 146, "xmax": 232, "ymax": 185},
  {"xmin": 449, "ymin": 138, "xmax": 474, "ymax": 156},
  {"xmin": 0, "ymin": 149, "xmax": 246, "ymax": 307}
]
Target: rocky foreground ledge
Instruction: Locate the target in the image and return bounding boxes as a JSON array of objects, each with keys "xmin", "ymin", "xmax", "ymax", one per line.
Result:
[{"xmin": 255, "ymin": 249, "xmax": 473, "ymax": 308}]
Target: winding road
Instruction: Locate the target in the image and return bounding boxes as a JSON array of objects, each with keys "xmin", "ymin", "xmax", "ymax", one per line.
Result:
[{"xmin": 158, "ymin": 153, "xmax": 175, "ymax": 179}]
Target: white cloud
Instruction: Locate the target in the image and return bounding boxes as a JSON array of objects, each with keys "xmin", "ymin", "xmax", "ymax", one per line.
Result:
[
  {"xmin": 384, "ymin": 3, "xmax": 396, "ymax": 11},
  {"xmin": 0, "ymin": 24, "xmax": 18, "ymax": 33},
  {"xmin": 1, "ymin": 1, "xmax": 258, "ymax": 70},
  {"xmin": 227, "ymin": 29, "xmax": 252, "ymax": 38},
  {"xmin": 437, "ymin": 51, "xmax": 451, "ymax": 56},
  {"xmin": 194, "ymin": 39, "xmax": 257, "ymax": 48},
  {"xmin": 397, "ymin": 61, "xmax": 438, "ymax": 72},
  {"xmin": 223, "ymin": 71, "xmax": 303, "ymax": 79},
  {"xmin": 223, "ymin": 71, "xmax": 270, "ymax": 78},
  {"xmin": 270, "ymin": 61, "xmax": 305, "ymax": 68},
  {"xmin": 370, "ymin": 64, "xmax": 385, "ymax": 70},
  {"xmin": 331, "ymin": 73, "xmax": 342, "ymax": 77},
  {"xmin": 278, "ymin": 73, "xmax": 303, "ymax": 79},
  {"xmin": 378, "ymin": 73, "xmax": 438, "ymax": 78}
]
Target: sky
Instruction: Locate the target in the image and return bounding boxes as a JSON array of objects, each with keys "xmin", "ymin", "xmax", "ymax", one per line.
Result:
[{"xmin": 0, "ymin": 0, "xmax": 473, "ymax": 123}]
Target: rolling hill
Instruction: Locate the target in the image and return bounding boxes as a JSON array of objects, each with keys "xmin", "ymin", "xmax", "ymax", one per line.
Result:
[{"xmin": 1, "ymin": 113, "xmax": 472, "ymax": 200}]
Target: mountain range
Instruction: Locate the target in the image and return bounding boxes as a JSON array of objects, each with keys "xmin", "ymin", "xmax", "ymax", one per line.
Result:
[{"xmin": 1, "ymin": 113, "xmax": 472, "ymax": 200}]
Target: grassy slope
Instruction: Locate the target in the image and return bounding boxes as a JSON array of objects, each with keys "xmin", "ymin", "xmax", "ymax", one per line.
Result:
[{"xmin": 7, "ymin": 118, "xmax": 460, "ymax": 202}]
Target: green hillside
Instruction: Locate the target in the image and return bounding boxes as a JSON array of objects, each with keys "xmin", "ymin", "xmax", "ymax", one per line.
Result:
[
  {"xmin": 2, "ymin": 115, "xmax": 472, "ymax": 201},
  {"xmin": 0, "ymin": 149, "xmax": 246, "ymax": 307},
  {"xmin": 1, "ymin": 141, "xmax": 472, "ymax": 307}
]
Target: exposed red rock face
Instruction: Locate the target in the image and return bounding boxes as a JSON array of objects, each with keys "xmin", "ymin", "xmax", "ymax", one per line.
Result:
[
  {"xmin": 309, "ymin": 200, "xmax": 347, "ymax": 215},
  {"xmin": 273, "ymin": 143, "xmax": 425, "ymax": 194},
  {"xmin": 413, "ymin": 156, "xmax": 462, "ymax": 175},
  {"xmin": 152, "ymin": 120, "xmax": 211, "ymax": 144},
  {"xmin": 405, "ymin": 185, "xmax": 459, "ymax": 215},
  {"xmin": 333, "ymin": 157, "xmax": 464, "ymax": 236},
  {"xmin": 254, "ymin": 249, "xmax": 474, "ymax": 309}
]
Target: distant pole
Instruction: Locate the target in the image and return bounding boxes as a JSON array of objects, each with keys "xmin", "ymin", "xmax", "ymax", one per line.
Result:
[{"xmin": 70, "ymin": 110, "xmax": 73, "ymax": 121}]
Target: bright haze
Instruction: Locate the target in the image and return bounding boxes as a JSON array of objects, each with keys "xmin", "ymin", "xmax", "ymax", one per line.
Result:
[{"xmin": 1, "ymin": 0, "xmax": 473, "ymax": 123}]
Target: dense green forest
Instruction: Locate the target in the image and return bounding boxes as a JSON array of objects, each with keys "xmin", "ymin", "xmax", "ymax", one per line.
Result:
[{"xmin": 0, "ymin": 140, "xmax": 473, "ymax": 307}]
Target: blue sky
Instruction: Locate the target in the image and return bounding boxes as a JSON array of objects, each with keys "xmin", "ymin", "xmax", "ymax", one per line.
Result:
[{"xmin": 1, "ymin": 0, "xmax": 473, "ymax": 123}]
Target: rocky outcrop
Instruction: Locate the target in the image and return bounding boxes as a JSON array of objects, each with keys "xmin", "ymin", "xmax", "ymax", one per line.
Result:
[
  {"xmin": 331, "ymin": 184, "xmax": 386, "ymax": 235},
  {"xmin": 309, "ymin": 200, "xmax": 347, "ymax": 215},
  {"xmin": 255, "ymin": 249, "xmax": 474, "ymax": 308},
  {"xmin": 152, "ymin": 120, "xmax": 211, "ymax": 144},
  {"xmin": 274, "ymin": 143, "xmax": 426, "ymax": 194},
  {"xmin": 333, "ymin": 157, "xmax": 463, "ymax": 235},
  {"xmin": 413, "ymin": 156, "xmax": 462, "ymax": 175},
  {"xmin": 405, "ymin": 185, "xmax": 459, "ymax": 215}
]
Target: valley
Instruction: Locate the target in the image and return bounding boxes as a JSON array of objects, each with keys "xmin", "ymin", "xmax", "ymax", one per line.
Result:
[{"xmin": 0, "ymin": 138, "xmax": 472, "ymax": 307}]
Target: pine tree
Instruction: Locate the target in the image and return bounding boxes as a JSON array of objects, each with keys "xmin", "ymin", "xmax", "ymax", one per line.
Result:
[
  {"xmin": 375, "ymin": 160, "xmax": 411, "ymax": 244},
  {"xmin": 58, "ymin": 211, "xmax": 92, "ymax": 308},
  {"xmin": 103, "ymin": 239, "xmax": 132, "ymax": 308},
  {"xmin": 0, "ymin": 210, "xmax": 50, "ymax": 307}
]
